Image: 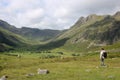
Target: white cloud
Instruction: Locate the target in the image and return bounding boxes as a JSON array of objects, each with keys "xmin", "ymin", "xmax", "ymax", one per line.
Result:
[
  {"xmin": 0, "ymin": 0, "xmax": 120, "ymax": 30},
  {"xmin": 17, "ymin": 8, "xmax": 44, "ymax": 26},
  {"xmin": 54, "ymin": 7, "xmax": 69, "ymax": 18}
]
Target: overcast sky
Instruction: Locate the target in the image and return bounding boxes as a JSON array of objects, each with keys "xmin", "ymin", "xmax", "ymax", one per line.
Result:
[{"xmin": 0, "ymin": 0, "xmax": 120, "ymax": 30}]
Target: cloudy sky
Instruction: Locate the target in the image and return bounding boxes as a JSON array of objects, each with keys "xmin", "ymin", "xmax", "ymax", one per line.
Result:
[{"xmin": 0, "ymin": 0, "xmax": 120, "ymax": 30}]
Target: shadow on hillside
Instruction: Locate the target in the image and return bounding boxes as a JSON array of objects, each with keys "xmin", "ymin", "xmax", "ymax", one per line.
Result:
[
  {"xmin": 37, "ymin": 38, "xmax": 69, "ymax": 50},
  {"xmin": 83, "ymin": 17, "xmax": 120, "ymax": 44}
]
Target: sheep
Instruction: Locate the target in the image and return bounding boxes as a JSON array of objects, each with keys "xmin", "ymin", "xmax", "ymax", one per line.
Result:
[
  {"xmin": 0, "ymin": 76, "xmax": 8, "ymax": 80},
  {"xmin": 37, "ymin": 68, "xmax": 49, "ymax": 74}
]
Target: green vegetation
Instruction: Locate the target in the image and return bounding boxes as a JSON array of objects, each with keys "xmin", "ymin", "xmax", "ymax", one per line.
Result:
[
  {"xmin": 0, "ymin": 27, "xmax": 28, "ymax": 51},
  {"xmin": 0, "ymin": 11, "xmax": 120, "ymax": 80},
  {"xmin": 55, "ymin": 12, "xmax": 120, "ymax": 53},
  {"xmin": 0, "ymin": 51, "xmax": 120, "ymax": 80}
]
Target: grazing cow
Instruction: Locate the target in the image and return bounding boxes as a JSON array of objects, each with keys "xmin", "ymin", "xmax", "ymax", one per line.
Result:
[
  {"xmin": 37, "ymin": 68, "xmax": 49, "ymax": 74},
  {"xmin": 0, "ymin": 76, "xmax": 8, "ymax": 80}
]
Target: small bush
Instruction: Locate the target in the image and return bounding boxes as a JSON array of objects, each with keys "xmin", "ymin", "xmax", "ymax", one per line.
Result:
[
  {"xmin": 72, "ymin": 53, "xmax": 80, "ymax": 56},
  {"xmin": 108, "ymin": 54, "xmax": 120, "ymax": 58},
  {"xmin": 57, "ymin": 52, "xmax": 64, "ymax": 55},
  {"xmin": 39, "ymin": 53, "xmax": 61, "ymax": 59},
  {"xmin": 108, "ymin": 52, "xmax": 120, "ymax": 58},
  {"xmin": 0, "ymin": 65, "xmax": 4, "ymax": 71}
]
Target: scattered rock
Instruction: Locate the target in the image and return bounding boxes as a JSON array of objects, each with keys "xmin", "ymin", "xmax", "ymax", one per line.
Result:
[
  {"xmin": 111, "ymin": 58, "xmax": 117, "ymax": 60},
  {"xmin": 96, "ymin": 66, "xmax": 99, "ymax": 69},
  {"xmin": 17, "ymin": 54, "xmax": 21, "ymax": 58},
  {"xmin": 0, "ymin": 75, "xmax": 8, "ymax": 80},
  {"xmin": 37, "ymin": 68, "xmax": 49, "ymax": 74},
  {"xmin": 85, "ymin": 69, "xmax": 91, "ymax": 72},
  {"xmin": 25, "ymin": 73, "xmax": 35, "ymax": 77},
  {"xmin": 107, "ymin": 75, "xmax": 115, "ymax": 79}
]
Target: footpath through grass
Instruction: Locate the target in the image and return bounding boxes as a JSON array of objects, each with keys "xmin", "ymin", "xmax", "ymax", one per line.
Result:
[{"xmin": 0, "ymin": 53, "xmax": 120, "ymax": 80}]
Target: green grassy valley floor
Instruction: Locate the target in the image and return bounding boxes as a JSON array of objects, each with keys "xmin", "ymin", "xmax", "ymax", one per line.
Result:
[{"xmin": 0, "ymin": 53, "xmax": 120, "ymax": 80}]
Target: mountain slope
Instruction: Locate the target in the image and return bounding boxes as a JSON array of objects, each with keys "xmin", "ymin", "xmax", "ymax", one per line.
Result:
[
  {"xmin": 0, "ymin": 20, "xmax": 18, "ymax": 33},
  {"xmin": 0, "ymin": 19, "xmax": 61, "ymax": 42},
  {"xmin": 19, "ymin": 27, "xmax": 61, "ymax": 41},
  {"xmin": 0, "ymin": 11, "xmax": 120, "ymax": 52},
  {"xmin": 0, "ymin": 27, "xmax": 27, "ymax": 52},
  {"xmin": 0, "ymin": 19, "xmax": 62, "ymax": 51},
  {"xmin": 55, "ymin": 11, "xmax": 120, "ymax": 52}
]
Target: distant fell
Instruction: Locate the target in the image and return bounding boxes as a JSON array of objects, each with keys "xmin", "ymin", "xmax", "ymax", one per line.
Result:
[
  {"xmin": 0, "ymin": 20, "xmax": 61, "ymax": 42},
  {"xmin": 55, "ymin": 11, "xmax": 120, "ymax": 52},
  {"xmin": 1, "ymin": 11, "xmax": 120, "ymax": 52},
  {"xmin": 19, "ymin": 27, "xmax": 61, "ymax": 41}
]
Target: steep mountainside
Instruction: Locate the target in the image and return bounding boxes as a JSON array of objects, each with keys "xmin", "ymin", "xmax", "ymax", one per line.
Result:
[
  {"xmin": 0, "ymin": 11, "xmax": 120, "ymax": 52},
  {"xmin": 0, "ymin": 20, "xmax": 61, "ymax": 41},
  {"xmin": 0, "ymin": 27, "xmax": 27, "ymax": 52},
  {"xmin": 55, "ymin": 11, "xmax": 120, "ymax": 52},
  {"xmin": 19, "ymin": 27, "xmax": 61, "ymax": 41},
  {"xmin": 0, "ymin": 19, "xmax": 62, "ymax": 51}
]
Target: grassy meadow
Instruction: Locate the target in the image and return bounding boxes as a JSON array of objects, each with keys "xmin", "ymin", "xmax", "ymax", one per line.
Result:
[{"xmin": 0, "ymin": 51, "xmax": 120, "ymax": 80}]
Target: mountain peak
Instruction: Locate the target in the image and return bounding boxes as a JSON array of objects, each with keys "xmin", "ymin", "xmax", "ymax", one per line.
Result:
[
  {"xmin": 73, "ymin": 16, "xmax": 86, "ymax": 27},
  {"xmin": 114, "ymin": 11, "xmax": 120, "ymax": 16},
  {"xmin": 77, "ymin": 14, "xmax": 98, "ymax": 23},
  {"xmin": 78, "ymin": 16, "xmax": 86, "ymax": 23},
  {"xmin": 0, "ymin": 19, "xmax": 16, "ymax": 31},
  {"xmin": 113, "ymin": 11, "xmax": 120, "ymax": 20},
  {"xmin": 86, "ymin": 14, "xmax": 99, "ymax": 21}
]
